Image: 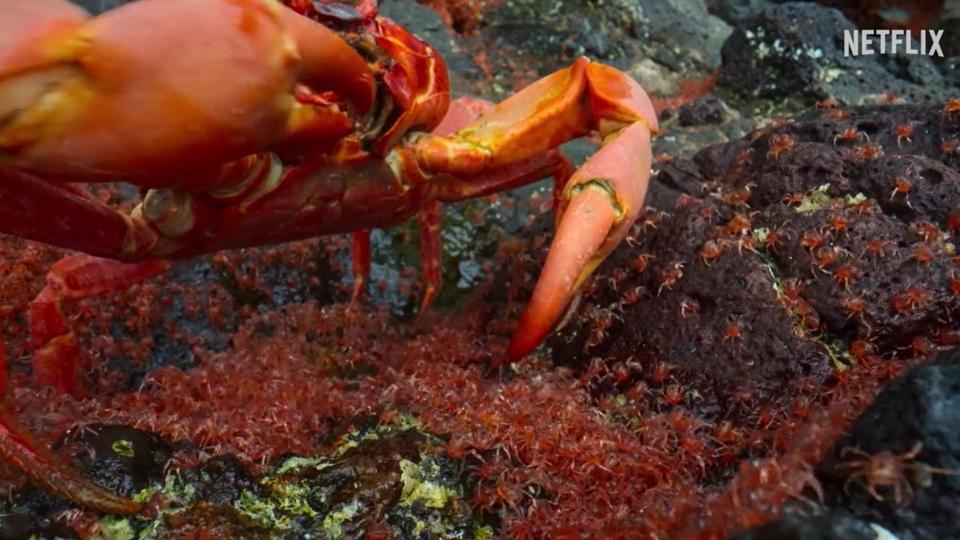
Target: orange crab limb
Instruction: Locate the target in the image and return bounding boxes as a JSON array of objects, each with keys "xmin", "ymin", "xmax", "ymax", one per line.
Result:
[
  {"xmin": 418, "ymin": 200, "xmax": 443, "ymax": 313},
  {"xmin": 351, "ymin": 98, "xmax": 502, "ymax": 309},
  {"xmin": 0, "ymin": 166, "xmax": 159, "ymax": 258},
  {"xmin": 409, "ymin": 58, "xmax": 656, "ymax": 361},
  {"xmin": 0, "ymin": 0, "xmax": 88, "ymax": 52},
  {"xmin": 277, "ymin": 7, "xmax": 376, "ymax": 115},
  {"xmin": 413, "ymin": 57, "xmax": 657, "ymax": 175}
]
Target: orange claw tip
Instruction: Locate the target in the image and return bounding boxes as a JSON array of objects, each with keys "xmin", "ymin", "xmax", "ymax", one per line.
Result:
[{"xmin": 506, "ymin": 187, "xmax": 617, "ymax": 362}]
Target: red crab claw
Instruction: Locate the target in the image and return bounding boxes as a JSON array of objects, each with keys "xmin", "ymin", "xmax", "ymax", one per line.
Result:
[
  {"xmin": 396, "ymin": 57, "xmax": 657, "ymax": 362},
  {"xmin": 0, "ymin": 0, "xmax": 375, "ymax": 184}
]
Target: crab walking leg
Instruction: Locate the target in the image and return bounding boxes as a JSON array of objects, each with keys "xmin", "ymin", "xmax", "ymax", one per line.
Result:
[
  {"xmin": 29, "ymin": 254, "xmax": 172, "ymax": 394},
  {"xmin": 409, "ymin": 58, "xmax": 656, "ymax": 360},
  {"xmin": 350, "ymin": 230, "xmax": 373, "ymax": 303},
  {"xmin": 0, "ymin": 167, "xmax": 159, "ymax": 258},
  {"xmin": 418, "ymin": 200, "xmax": 444, "ymax": 313},
  {"xmin": 0, "ymin": 405, "xmax": 143, "ymax": 514},
  {"xmin": 414, "ymin": 98, "xmax": 494, "ymax": 312}
]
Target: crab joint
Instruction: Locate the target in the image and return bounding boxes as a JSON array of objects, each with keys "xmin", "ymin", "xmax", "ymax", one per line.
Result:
[{"xmin": 138, "ymin": 189, "xmax": 196, "ymax": 238}]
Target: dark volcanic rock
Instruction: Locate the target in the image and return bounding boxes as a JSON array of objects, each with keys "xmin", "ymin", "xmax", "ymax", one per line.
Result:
[
  {"xmin": 818, "ymin": 353, "xmax": 960, "ymax": 540},
  {"xmin": 0, "ymin": 425, "xmax": 172, "ymax": 539},
  {"xmin": 637, "ymin": 0, "xmax": 732, "ymax": 69},
  {"xmin": 478, "ymin": 0, "xmax": 642, "ymax": 74},
  {"xmin": 706, "ymin": 0, "xmax": 773, "ymax": 26},
  {"xmin": 679, "ymin": 96, "xmax": 737, "ymax": 127},
  {"xmin": 181, "ymin": 455, "xmax": 261, "ymax": 506},
  {"xmin": 719, "ymin": 3, "xmax": 955, "ymax": 106},
  {"xmin": 0, "ymin": 514, "xmax": 76, "ymax": 540},
  {"xmin": 935, "ymin": 0, "xmax": 960, "ymax": 59},
  {"xmin": 476, "ymin": 0, "xmax": 730, "ymax": 97},
  {"xmin": 68, "ymin": 418, "xmax": 481, "ymax": 539},
  {"xmin": 539, "ymin": 104, "xmax": 960, "ymax": 426},
  {"xmin": 62, "ymin": 424, "xmax": 174, "ymax": 499},
  {"xmin": 727, "ymin": 511, "xmax": 879, "ymax": 540}
]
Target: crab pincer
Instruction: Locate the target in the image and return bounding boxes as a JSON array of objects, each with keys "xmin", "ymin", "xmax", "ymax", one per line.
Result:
[
  {"xmin": 507, "ymin": 121, "xmax": 653, "ymax": 361},
  {"xmin": 401, "ymin": 58, "xmax": 657, "ymax": 362}
]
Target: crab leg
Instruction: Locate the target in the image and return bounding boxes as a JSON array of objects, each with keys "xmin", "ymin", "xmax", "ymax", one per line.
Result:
[
  {"xmin": 509, "ymin": 123, "xmax": 651, "ymax": 359},
  {"xmin": 1, "ymin": 290, "xmax": 140, "ymax": 515},
  {"xmin": 351, "ymin": 98, "xmax": 503, "ymax": 309},
  {"xmin": 29, "ymin": 254, "xmax": 172, "ymax": 394},
  {"xmin": 407, "ymin": 57, "xmax": 657, "ymax": 361},
  {"xmin": 0, "ymin": 405, "xmax": 142, "ymax": 515},
  {"xmin": 0, "ymin": 166, "xmax": 159, "ymax": 259},
  {"xmin": 350, "ymin": 230, "xmax": 373, "ymax": 303},
  {"xmin": 418, "ymin": 200, "xmax": 443, "ymax": 312}
]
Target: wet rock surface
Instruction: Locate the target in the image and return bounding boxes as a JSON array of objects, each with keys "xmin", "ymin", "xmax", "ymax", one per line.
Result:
[
  {"xmin": 0, "ymin": 425, "xmax": 171, "ymax": 539},
  {"xmin": 719, "ymin": 3, "xmax": 956, "ymax": 106},
  {"xmin": 543, "ymin": 104, "xmax": 960, "ymax": 424},
  {"xmin": 727, "ymin": 511, "xmax": 879, "ymax": 540},
  {"xmin": 2, "ymin": 417, "xmax": 476, "ymax": 539},
  {"xmin": 818, "ymin": 353, "xmax": 960, "ymax": 540}
]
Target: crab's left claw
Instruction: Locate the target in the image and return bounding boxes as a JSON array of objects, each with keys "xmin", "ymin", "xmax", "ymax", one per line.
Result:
[{"xmin": 506, "ymin": 122, "xmax": 652, "ymax": 360}]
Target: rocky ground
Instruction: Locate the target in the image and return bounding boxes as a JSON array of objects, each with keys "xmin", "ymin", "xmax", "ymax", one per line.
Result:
[{"xmin": 1, "ymin": 0, "xmax": 960, "ymax": 539}]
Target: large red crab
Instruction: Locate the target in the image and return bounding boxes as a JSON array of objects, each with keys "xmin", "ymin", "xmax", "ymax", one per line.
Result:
[{"xmin": 0, "ymin": 0, "xmax": 657, "ymax": 515}]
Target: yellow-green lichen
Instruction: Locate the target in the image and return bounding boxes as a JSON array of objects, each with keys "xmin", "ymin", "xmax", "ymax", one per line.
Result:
[
  {"xmin": 318, "ymin": 501, "xmax": 361, "ymax": 539},
  {"xmin": 273, "ymin": 482, "xmax": 320, "ymax": 519},
  {"xmin": 794, "ymin": 184, "xmax": 833, "ymax": 213},
  {"xmin": 111, "ymin": 440, "xmax": 135, "ymax": 458},
  {"xmin": 88, "ymin": 516, "xmax": 136, "ymax": 540},
  {"xmin": 753, "ymin": 227, "xmax": 770, "ymax": 246},
  {"xmin": 399, "ymin": 458, "xmax": 456, "ymax": 509},
  {"xmin": 275, "ymin": 455, "xmax": 332, "ymax": 475},
  {"xmin": 234, "ymin": 490, "xmax": 287, "ymax": 530},
  {"xmin": 333, "ymin": 414, "xmax": 421, "ymax": 457},
  {"xmin": 474, "ymin": 524, "xmax": 495, "ymax": 540}
]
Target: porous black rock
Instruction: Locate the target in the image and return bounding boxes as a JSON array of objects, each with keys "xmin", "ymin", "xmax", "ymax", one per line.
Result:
[
  {"xmin": 818, "ymin": 351, "xmax": 960, "ymax": 540},
  {"xmin": 719, "ymin": 3, "xmax": 955, "ymax": 106},
  {"xmin": 726, "ymin": 511, "xmax": 880, "ymax": 540}
]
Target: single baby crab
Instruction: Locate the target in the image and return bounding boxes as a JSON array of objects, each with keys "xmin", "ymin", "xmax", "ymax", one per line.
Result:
[
  {"xmin": 0, "ymin": 0, "xmax": 657, "ymax": 515},
  {"xmin": 837, "ymin": 442, "xmax": 960, "ymax": 505}
]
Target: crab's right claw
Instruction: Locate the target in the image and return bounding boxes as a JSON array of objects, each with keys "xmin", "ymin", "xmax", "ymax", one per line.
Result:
[
  {"xmin": 506, "ymin": 122, "xmax": 653, "ymax": 362},
  {"xmin": 0, "ymin": 0, "xmax": 375, "ymax": 183}
]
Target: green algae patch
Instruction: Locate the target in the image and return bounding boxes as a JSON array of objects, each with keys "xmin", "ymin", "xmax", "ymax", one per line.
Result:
[
  {"xmin": 73, "ymin": 416, "xmax": 486, "ymax": 539},
  {"xmin": 399, "ymin": 458, "xmax": 457, "ymax": 509},
  {"xmin": 88, "ymin": 516, "xmax": 137, "ymax": 540},
  {"xmin": 110, "ymin": 440, "xmax": 136, "ymax": 459},
  {"xmin": 317, "ymin": 501, "xmax": 361, "ymax": 539},
  {"xmin": 791, "ymin": 184, "xmax": 870, "ymax": 215}
]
